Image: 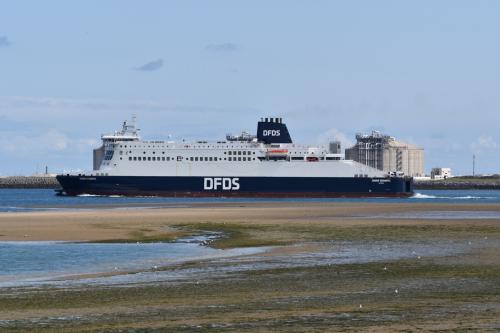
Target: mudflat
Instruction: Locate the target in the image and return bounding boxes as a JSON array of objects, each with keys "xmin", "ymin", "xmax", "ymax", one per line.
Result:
[{"xmin": 1, "ymin": 202, "xmax": 500, "ymax": 332}]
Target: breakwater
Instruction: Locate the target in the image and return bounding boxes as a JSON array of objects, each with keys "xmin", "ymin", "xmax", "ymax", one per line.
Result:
[
  {"xmin": 415, "ymin": 177, "xmax": 500, "ymax": 190},
  {"xmin": 0, "ymin": 176, "xmax": 60, "ymax": 189}
]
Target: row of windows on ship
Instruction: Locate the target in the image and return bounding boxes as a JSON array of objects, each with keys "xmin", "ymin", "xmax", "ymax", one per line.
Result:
[
  {"xmin": 119, "ymin": 150, "xmax": 258, "ymax": 156},
  {"xmin": 117, "ymin": 144, "xmax": 260, "ymax": 149},
  {"xmin": 125, "ymin": 156, "xmax": 257, "ymax": 162}
]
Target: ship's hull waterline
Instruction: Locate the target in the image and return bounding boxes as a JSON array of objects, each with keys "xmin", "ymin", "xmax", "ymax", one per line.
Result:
[{"xmin": 56, "ymin": 175, "xmax": 413, "ymax": 198}]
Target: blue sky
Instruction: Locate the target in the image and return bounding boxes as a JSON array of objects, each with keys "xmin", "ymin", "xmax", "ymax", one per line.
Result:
[{"xmin": 1, "ymin": 1, "xmax": 499, "ymax": 175}]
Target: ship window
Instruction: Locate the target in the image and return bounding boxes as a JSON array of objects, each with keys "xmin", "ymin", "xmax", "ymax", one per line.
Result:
[
  {"xmin": 209, "ymin": 157, "xmax": 212, "ymax": 161},
  {"xmin": 238, "ymin": 157, "xmax": 241, "ymax": 161},
  {"xmin": 129, "ymin": 157, "xmax": 132, "ymax": 161},
  {"xmin": 133, "ymin": 157, "xmax": 137, "ymax": 161},
  {"xmin": 190, "ymin": 157, "xmax": 193, "ymax": 161},
  {"xmin": 224, "ymin": 152, "xmax": 227, "ymax": 154},
  {"xmin": 153, "ymin": 151, "xmax": 155, "ymax": 154},
  {"xmin": 162, "ymin": 152, "xmax": 165, "ymax": 154},
  {"xmin": 228, "ymin": 151, "xmax": 232, "ymax": 155},
  {"xmin": 228, "ymin": 157, "xmax": 232, "ymax": 161},
  {"xmin": 243, "ymin": 151, "xmax": 246, "ymax": 155},
  {"xmin": 204, "ymin": 157, "xmax": 208, "ymax": 161},
  {"xmin": 242, "ymin": 157, "xmax": 246, "ymax": 161},
  {"xmin": 143, "ymin": 151, "xmax": 146, "ymax": 154},
  {"xmin": 148, "ymin": 157, "xmax": 151, "ymax": 161},
  {"xmin": 162, "ymin": 157, "xmax": 165, "ymax": 161},
  {"xmin": 177, "ymin": 156, "xmax": 182, "ymax": 161},
  {"xmin": 238, "ymin": 151, "xmax": 242, "ymax": 155}
]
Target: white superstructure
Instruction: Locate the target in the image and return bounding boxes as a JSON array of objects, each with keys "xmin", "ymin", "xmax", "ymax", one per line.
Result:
[{"xmin": 87, "ymin": 117, "xmax": 388, "ymax": 179}]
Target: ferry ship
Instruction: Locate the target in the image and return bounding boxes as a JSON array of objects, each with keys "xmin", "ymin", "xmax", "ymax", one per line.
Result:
[{"xmin": 56, "ymin": 117, "xmax": 413, "ymax": 197}]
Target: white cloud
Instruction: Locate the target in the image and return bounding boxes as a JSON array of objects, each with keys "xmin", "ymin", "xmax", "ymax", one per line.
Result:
[
  {"xmin": 205, "ymin": 43, "xmax": 239, "ymax": 52},
  {"xmin": 471, "ymin": 135, "xmax": 498, "ymax": 151},
  {"xmin": 316, "ymin": 128, "xmax": 354, "ymax": 150},
  {"xmin": 0, "ymin": 129, "xmax": 98, "ymax": 155}
]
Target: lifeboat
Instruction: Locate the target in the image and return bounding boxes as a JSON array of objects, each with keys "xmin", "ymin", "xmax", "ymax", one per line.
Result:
[
  {"xmin": 306, "ymin": 156, "xmax": 320, "ymax": 162},
  {"xmin": 266, "ymin": 149, "xmax": 288, "ymax": 156}
]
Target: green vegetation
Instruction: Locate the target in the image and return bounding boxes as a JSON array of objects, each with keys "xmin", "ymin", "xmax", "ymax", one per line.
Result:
[
  {"xmin": 174, "ymin": 222, "xmax": 500, "ymax": 249},
  {"xmin": 415, "ymin": 175, "xmax": 500, "ymax": 189},
  {"xmin": 436, "ymin": 175, "xmax": 500, "ymax": 182}
]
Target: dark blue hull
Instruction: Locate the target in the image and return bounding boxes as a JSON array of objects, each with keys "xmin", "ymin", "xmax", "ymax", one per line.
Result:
[{"xmin": 56, "ymin": 175, "xmax": 413, "ymax": 198}]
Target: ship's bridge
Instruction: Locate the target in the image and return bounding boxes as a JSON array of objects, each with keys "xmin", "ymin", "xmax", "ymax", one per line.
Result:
[{"xmin": 101, "ymin": 117, "xmax": 140, "ymax": 142}]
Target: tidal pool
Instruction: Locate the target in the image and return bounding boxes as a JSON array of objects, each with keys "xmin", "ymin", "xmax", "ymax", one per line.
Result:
[
  {"xmin": 0, "ymin": 235, "xmax": 267, "ymax": 288},
  {"xmin": 0, "ymin": 234, "xmax": 491, "ymax": 289}
]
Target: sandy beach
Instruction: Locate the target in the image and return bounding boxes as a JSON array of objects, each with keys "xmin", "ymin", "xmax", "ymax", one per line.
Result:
[{"xmin": 1, "ymin": 202, "xmax": 500, "ymax": 242}]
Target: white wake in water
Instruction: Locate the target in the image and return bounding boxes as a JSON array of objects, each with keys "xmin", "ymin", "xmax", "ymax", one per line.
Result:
[{"xmin": 412, "ymin": 193, "xmax": 493, "ymax": 200}]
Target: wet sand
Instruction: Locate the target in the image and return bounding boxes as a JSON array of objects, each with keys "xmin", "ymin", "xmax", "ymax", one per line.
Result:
[
  {"xmin": 1, "ymin": 202, "xmax": 500, "ymax": 241},
  {"xmin": 1, "ymin": 202, "xmax": 500, "ymax": 332}
]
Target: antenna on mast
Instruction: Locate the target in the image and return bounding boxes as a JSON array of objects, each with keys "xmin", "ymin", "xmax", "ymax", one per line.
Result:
[
  {"xmin": 472, "ymin": 154, "xmax": 476, "ymax": 177},
  {"xmin": 131, "ymin": 114, "xmax": 140, "ymax": 132}
]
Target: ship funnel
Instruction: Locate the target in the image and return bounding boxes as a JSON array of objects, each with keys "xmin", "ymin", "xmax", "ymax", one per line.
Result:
[{"xmin": 256, "ymin": 117, "xmax": 292, "ymax": 144}]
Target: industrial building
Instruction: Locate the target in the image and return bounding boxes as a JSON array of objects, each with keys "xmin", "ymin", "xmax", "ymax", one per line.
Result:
[
  {"xmin": 431, "ymin": 167, "xmax": 453, "ymax": 179},
  {"xmin": 345, "ymin": 131, "xmax": 424, "ymax": 177}
]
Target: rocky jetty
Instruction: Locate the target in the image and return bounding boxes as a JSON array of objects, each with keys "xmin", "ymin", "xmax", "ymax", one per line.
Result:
[
  {"xmin": 0, "ymin": 176, "xmax": 60, "ymax": 189},
  {"xmin": 415, "ymin": 176, "xmax": 500, "ymax": 190}
]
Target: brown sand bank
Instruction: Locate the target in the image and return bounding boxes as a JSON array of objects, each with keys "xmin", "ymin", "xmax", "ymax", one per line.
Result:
[{"xmin": 1, "ymin": 202, "xmax": 499, "ymax": 242}]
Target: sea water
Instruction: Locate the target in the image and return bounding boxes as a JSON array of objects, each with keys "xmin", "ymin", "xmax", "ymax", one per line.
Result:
[
  {"xmin": 0, "ymin": 236, "xmax": 267, "ymax": 287},
  {"xmin": 1, "ymin": 189, "xmax": 500, "ymax": 212}
]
